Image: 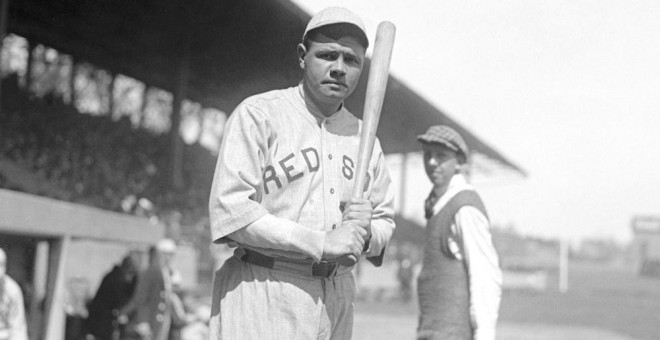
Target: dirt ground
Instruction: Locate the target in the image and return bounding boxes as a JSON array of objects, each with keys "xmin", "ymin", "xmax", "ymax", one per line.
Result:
[{"xmin": 353, "ymin": 261, "xmax": 660, "ymax": 340}]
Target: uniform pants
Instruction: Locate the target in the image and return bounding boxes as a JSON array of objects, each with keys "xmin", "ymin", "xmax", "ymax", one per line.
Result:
[{"xmin": 209, "ymin": 256, "xmax": 356, "ymax": 340}]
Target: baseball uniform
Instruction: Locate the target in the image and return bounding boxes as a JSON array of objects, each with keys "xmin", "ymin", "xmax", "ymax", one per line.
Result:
[{"xmin": 208, "ymin": 84, "xmax": 395, "ymax": 339}]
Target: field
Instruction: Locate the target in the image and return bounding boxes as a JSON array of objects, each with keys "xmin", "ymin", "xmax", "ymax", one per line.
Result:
[{"xmin": 352, "ymin": 261, "xmax": 660, "ymax": 340}]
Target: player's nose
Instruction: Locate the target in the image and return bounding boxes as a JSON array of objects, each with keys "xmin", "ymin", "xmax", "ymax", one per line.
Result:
[{"xmin": 330, "ymin": 57, "xmax": 347, "ymax": 77}]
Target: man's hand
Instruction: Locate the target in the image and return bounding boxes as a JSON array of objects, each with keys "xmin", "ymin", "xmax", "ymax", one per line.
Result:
[
  {"xmin": 342, "ymin": 198, "xmax": 373, "ymax": 240},
  {"xmin": 116, "ymin": 313, "xmax": 129, "ymax": 325},
  {"xmin": 323, "ymin": 222, "xmax": 367, "ymax": 259},
  {"xmin": 135, "ymin": 322, "xmax": 152, "ymax": 339}
]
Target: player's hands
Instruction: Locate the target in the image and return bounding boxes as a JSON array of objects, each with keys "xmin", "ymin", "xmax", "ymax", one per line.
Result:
[
  {"xmin": 342, "ymin": 198, "xmax": 373, "ymax": 241},
  {"xmin": 323, "ymin": 222, "xmax": 367, "ymax": 259}
]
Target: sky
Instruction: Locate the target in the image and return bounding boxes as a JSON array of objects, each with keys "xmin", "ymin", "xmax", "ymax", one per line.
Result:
[{"xmin": 292, "ymin": 0, "xmax": 660, "ymax": 244}]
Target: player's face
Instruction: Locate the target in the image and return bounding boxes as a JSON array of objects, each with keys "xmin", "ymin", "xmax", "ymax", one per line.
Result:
[
  {"xmin": 423, "ymin": 143, "xmax": 459, "ymax": 191},
  {"xmin": 299, "ymin": 34, "xmax": 365, "ymax": 113}
]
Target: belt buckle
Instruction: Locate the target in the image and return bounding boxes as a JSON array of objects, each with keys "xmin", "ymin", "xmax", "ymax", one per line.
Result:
[{"xmin": 312, "ymin": 260, "xmax": 338, "ymax": 278}]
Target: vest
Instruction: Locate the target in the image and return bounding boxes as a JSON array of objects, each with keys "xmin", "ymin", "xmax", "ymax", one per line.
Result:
[{"xmin": 417, "ymin": 190, "xmax": 488, "ymax": 340}]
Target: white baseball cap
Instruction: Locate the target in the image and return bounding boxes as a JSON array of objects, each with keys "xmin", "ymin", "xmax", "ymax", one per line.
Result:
[
  {"xmin": 156, "ymin": 238, "xmax": 177, "ymax": 254},
  {"xmin": 303, "ymin": 7, "xmax": 369, "ymax": 48}
]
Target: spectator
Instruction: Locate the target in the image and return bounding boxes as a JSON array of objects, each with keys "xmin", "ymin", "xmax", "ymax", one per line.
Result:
[
  {"xmin": 86, "ymin": 254, "xmax": 138, "ymax": 340},
  {"xmin": 0, "ymin": 247, "xmax": 28, "ymax": 340},
  {"xmin": 120, "ymin": 239, "xmax": 177, "ymax": 340}
]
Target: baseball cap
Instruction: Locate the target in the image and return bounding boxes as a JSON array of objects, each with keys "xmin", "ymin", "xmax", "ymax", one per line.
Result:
[
  {"xmin": 303, "ymin": 7, "xmax": 369, "ymax": 48},
  {"xmin": 417, "ymin": 125, "xmax": 469, "ymax": 163}
]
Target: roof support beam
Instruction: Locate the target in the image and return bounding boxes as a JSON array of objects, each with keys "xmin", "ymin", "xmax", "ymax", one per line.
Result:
[
  {"xmin": 170, "ymin": 36, "xmax": 191, "ymax": 190},
  {"xmin": 0, "ymin": 0, "xmax": 9, "ymax": 114}
]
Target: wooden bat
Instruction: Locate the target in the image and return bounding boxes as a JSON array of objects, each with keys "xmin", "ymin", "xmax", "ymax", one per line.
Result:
[{"xmin": 344, "ymin": 21, "xmax": 396, "ymax": 266}]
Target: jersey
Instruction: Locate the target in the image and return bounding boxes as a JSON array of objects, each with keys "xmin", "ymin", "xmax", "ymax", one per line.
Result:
[{"xmin": 209, "ymin": 84, "xmax": 395, "ymax": 261}]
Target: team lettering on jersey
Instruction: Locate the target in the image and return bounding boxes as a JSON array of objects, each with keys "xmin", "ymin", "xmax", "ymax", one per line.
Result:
[{"xmin": 262, "ymin": 146, "xmax": 370, "ymax": 195}]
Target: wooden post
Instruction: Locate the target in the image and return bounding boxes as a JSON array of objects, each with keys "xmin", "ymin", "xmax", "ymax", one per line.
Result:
[
  {"xmin": 139, "ymin": 85, "xmax": 149, "ymax": 127},
  {"xmin": 30, "ymin": 241, "xmax": 50, "ymax": 339},
  {"xmin": 108, "ymin": 73, "xmax": 115, "ymax": 117},
  {"xmin": 170, "ymin": 39, "xmax": 190, "ymax": 190},
  {"xmin": 24, "ymin": 39, "xmax": 34, "ymax": 92},
  {"xmin": 69, "ymin": 57, "xmax": 76, "ymax": 107},
  {"xmin": 559, "ymin": 238, "xmax": 569, "ymax": 293},
  {"xmin": 43, "ymin": 235, "xmax": 71, "ymax": 340},
  {"xmin": 0, "ymin": 0, "xmax": 10, "ymax": 113}
]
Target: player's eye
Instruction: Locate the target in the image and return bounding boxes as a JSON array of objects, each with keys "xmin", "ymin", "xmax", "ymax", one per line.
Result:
[
  {"xmin": 344, "ymin": 55, "xmax": 359, "ymax": 65},
  {"xmin": 318, "ymin": 52, "xmax": 337, "ymax": 60}
]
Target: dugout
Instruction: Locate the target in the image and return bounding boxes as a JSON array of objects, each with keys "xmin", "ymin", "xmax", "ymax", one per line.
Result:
[{"xmin": 0, "ymin": 188, "xmax": 164, "ymax": 340}]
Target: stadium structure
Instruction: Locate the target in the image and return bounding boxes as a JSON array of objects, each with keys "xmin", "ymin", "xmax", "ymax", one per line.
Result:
[{"xmin": 0, "ymin": 0, "xmax": 525, "ymax": 338}]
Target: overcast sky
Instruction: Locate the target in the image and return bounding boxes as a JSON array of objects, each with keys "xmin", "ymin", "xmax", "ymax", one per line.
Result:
[{"xmin": 292, "ymin": 0, "xmax": 660, "ymax": 244}]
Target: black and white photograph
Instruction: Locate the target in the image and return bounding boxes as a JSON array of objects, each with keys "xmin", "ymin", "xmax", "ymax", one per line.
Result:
[{"xmin": 1, "ymin": 1, "xmax": 659, "ymax": 339}]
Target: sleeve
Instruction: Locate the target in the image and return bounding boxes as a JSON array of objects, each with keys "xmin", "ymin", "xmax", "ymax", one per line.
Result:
[
  {"xmin": 455, "ymin": 206, "xmax": 502, "ymax": 340},
  {"xmin": 362, "ymin": 140, "xmax": 396, "ymax": 260},
  {"xmin": 209, "ymin": 101, "xmax": 271, "ymax": 240},
  {"xmin": 8, "ymin": 281, "xmax": 28, "ymax": 340},
  {"xmin": 208, "ymin": 101, "xmax": 326, "ymax": 260},
  {"xmin": 228, "ymin": 215, "xmax": 326, "ymax": 262}
]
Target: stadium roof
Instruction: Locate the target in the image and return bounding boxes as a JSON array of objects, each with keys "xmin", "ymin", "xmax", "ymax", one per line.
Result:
[{"xmin": 7, "ymin": 0, "xmax": 525, "ymax": 176}]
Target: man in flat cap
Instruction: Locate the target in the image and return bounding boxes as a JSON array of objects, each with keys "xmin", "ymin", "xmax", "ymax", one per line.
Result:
[
  {"xmin": 415, "ymin": 125, "xmax": 502, "ymax": 340},
  {"xmin": 208, "ymin": 6, "xmax": 395, "ymax": 340}
]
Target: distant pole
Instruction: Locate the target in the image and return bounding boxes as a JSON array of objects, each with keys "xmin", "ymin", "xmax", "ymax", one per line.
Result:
[
  {"xmin": 0, "ymin": 0, "xmax": 9, "ymax": 114},
  {"xmin": 399, "ymin": 153, "xmax": 408, "ymax": 214},
  {"xmin": 170, "ymin": 38, "xmax": 190, "ymax": 190},
  {"xmin": 559, "ymin": 238, "xmax": 569, "ymax": 293},
  {"xmin": 108, "ymin": 73, "xmax": 115, "ymax": 117}
]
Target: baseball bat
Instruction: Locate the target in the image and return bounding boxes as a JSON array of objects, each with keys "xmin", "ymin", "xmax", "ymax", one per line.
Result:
[{"xmin": 345, "ymin": 21, "xmax": 396, "ymax": 265}]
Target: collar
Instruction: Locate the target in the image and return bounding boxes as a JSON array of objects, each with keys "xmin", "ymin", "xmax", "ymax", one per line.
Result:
[
  {"xmin": 431, "ymin": 173, "xmax": 473, "ymax": 216},
  {"xmin": 297, "ymin": 83, "xmax": 345, "ymax": 126}
]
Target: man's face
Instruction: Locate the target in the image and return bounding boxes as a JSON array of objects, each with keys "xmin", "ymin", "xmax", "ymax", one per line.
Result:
[
  {"xmin": 423, "ymin": 143, "xmax": 460, "ymax": 190},
  {"xmin": 299, "ymin": 33, "xmax": 365, "ymax": 111},
  {"xmin": 159, "ymin": 251, "xmax": 175, "ymax": 268}
]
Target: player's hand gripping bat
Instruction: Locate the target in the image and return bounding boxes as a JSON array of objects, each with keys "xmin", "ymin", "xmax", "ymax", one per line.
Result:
[{"xmin": 339, "ymin": 21, "xmax": 396, "ymax": 267}]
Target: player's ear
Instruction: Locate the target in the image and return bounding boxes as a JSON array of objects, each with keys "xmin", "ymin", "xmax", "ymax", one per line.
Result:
[{"xmin": 297, "ymin": 43, "xmax": 307, "ymax": 69}]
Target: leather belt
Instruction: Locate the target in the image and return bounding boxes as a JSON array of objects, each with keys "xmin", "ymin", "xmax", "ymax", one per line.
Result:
[{"xmin": 240, "ymin": 249, "xmax": 339, "ymax": 278}]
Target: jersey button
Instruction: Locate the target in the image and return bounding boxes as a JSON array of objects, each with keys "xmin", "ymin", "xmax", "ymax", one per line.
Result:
[
  {"xmin": 328, "ymin": 154, "xmax": 333, "ymax": 160},
  {"xmin": 332, "ymin": 224, "xmax": 336, "ymax": 229},
  {"xmin": 330, "ymin": 188, "xmax": 334, "ymax": 194}
]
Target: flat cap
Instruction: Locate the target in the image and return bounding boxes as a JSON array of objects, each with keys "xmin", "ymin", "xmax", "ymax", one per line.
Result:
[
  {"xmin": 303, "ymin": 7, "xmax": 369, "ymax": 48},
  {"xmin": 417, "ymin": 125, "xmax": 469, "ymax": 163}
]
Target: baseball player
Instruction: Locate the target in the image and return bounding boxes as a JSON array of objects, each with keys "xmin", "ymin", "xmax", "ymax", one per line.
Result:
[
  {"xmin": 415, "ymin": 125, "xmax": 502, "ymax": 340},
  {"xmin": 208, "ymin": 7, "xmax": 395, "ymax": 340}
]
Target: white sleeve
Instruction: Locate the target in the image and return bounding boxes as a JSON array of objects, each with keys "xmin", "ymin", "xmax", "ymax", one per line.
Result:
[
  {"xmin": 209, "ymin": 101, "xmax": 270, "ymax": 240},
  {"xmin": 228, "ymin": 214, "xmax": 326, "ymax": 262},
  {"xmin": 455, "ymin": 206, "xmax": 502, "ymax": 340}
]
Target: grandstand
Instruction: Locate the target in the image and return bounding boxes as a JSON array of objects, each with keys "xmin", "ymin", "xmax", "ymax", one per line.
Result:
[{"xmin": 0, "ymin": 1, "xmax": 525, "ymax": 338}]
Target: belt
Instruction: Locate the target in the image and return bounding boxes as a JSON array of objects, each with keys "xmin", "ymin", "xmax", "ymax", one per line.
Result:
[{"xmin": 240, "ymin": 249, "xmax": 339, "ymax": 278}]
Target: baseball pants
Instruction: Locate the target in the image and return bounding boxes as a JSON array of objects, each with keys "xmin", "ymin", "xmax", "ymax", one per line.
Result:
[{"xmin": 209, "ymin": 255, "xmax": 356, "ymax": 340}]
